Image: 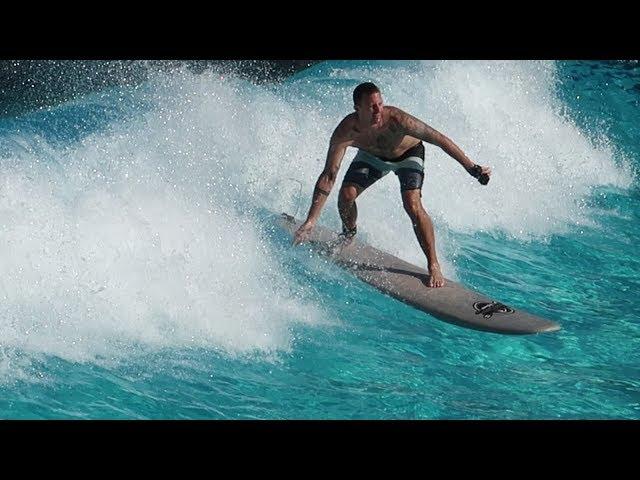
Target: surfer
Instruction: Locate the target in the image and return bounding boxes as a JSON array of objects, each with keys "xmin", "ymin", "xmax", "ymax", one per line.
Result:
[{"xmin": 292, "ymin": 82, "xmax": 491, "ymax": 288}]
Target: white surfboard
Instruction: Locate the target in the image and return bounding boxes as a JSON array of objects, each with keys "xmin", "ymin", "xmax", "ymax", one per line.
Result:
[{"xmin": 280, "ymin": 213, "xmax": 560, "ymax": 335}]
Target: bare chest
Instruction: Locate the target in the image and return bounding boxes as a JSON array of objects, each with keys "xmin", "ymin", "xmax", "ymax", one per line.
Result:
[{"xmin": 351, "ymin": 122, "xmax": 415, "ymax": 158}]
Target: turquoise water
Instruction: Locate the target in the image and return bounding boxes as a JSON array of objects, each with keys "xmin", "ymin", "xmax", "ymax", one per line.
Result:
[{"xmin": 0, "ymin": 60, "xmax": 638, "ymax": 419}]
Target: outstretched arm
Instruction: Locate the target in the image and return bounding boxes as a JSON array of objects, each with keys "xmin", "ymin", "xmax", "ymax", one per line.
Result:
[
  {"xmin": 394, "ymin": 109, "xmax": 491, "ymax": 184},
  {"xmin": 293, "ymin": 125, "xmax": 352, "ymax": 245}
]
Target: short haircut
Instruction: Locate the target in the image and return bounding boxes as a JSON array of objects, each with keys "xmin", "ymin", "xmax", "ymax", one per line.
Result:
[{"xmin": 353, "ymin": 82, "xmax": 380, "ymax": 105}]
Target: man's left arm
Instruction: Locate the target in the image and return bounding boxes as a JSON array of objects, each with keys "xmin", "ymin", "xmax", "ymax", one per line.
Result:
[{"xmin": 395, "ymin": 108, "xmax": 491, "ymax": 185}]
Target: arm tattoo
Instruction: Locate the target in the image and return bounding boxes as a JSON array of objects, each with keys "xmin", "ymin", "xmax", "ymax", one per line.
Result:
[
  {"xmin": 400, "ymin": 110, "xmax": 439, "ymax": 144},
  {"xmin": 314, "ymin": 186, "xmax": 330, "ymax": 197}
]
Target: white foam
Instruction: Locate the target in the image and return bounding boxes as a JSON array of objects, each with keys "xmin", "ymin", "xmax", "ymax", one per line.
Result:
[{"xmin": 0, "ymin": 71, "xmax": 336, "ymax": 380}]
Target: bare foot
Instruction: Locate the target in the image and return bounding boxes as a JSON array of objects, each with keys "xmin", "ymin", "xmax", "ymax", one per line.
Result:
[
  {"xmin": 328, "ymin": 230, "xmax": 355, "ymax": 255},
  {"xmin": 333, "ymin": 225, "xmax": 356, "ymax": 247},
  {"xmin": 338, "ymin": 232, "xmax": 355, "ymax": 246},
  {"xmin": 428, "ymin": 265, "xmax": 445, "ymax": 288}
]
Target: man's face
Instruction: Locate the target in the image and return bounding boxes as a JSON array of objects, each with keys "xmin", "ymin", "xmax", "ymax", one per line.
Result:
[{"xmin": 356, "ymin": 92, "xmax": 384, "ymax": 126}]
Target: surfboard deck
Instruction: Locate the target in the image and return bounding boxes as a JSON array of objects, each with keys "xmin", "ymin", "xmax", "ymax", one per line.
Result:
[{"xmin": 279, "ymin": 213, "xmax": 560, "ymax": 335}]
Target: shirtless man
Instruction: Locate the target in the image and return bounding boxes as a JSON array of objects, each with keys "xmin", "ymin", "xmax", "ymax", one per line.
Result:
[{"xmin": 293, "ymin": 82, "xmax": 491, "ymax": 288}]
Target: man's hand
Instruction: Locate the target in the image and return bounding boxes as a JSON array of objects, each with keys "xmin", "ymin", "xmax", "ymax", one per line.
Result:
[
  {"xmin": 293, "ymin": 221, "xmax": 315, "ymax": 245},
  {"xmin": 467, "ymin": 164, "xmax": 492, "ymax": 185}
]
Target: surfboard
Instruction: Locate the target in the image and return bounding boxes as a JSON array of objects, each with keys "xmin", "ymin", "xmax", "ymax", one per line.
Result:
[{"xmin": 279, "ymin": 213, "xmax": 560, "ymax": 335}]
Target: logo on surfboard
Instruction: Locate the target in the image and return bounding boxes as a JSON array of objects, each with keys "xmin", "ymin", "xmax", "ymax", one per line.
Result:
[{"xmin": 473, "ymin": 301, "xmax": 515, "ymax": 319}]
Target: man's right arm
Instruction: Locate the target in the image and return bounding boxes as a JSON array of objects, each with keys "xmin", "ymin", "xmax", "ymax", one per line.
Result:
[{"xmin": 293, "ymin": 126, "xmax": 351, "ymax": 245}]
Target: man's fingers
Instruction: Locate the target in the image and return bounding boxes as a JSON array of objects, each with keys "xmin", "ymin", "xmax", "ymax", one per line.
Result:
[
  {"xmin": 292, "ymin": 230, "xmax": 306, "ymax": 246},
  {"xmin": 292, "ymin": 224, "xmax": 314, "ymax": 246}
]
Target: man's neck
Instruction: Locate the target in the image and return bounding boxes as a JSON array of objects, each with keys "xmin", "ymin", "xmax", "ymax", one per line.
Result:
[{"xmin": 357, "ymin": 113, "xmax": 386, "ymax": 131}]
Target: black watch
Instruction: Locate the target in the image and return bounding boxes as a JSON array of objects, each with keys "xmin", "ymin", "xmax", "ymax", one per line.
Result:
[{"xmin": 468, "ymin": 164, "xmax": 490, "ymax": 185}]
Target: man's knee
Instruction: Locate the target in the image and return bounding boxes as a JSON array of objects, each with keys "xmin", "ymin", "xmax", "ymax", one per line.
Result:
[{"xmin": 339, "ymin": 184, "xmax": 359, "ymax": 205}]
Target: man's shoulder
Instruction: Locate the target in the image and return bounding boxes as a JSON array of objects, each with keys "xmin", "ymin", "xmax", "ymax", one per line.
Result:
[
  {"xmin": 334, "ymin": 113, "xmax": 357, "ymax": 136},
  {"xmin": 386, "ymin": 105, "xmax": 408, "ymax": 119},
  {"xmin": 339, "ymin": 112, "xmax": 358, "ymax": 127}
]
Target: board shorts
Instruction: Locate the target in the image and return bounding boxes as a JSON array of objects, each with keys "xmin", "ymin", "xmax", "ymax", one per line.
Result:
[{"xmin": 341, "ymin": 142, "xmax": 425, "ymax": 192}]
